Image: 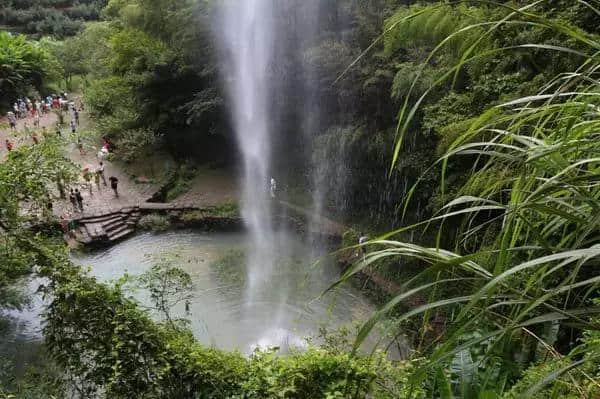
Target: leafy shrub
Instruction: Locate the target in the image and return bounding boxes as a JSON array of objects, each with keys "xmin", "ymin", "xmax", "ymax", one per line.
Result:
[
  {"xmin": 163, "ymin": 162, "xmax": 197, "ymax": 201},
  {"xmin": 138, "ymin": 214, "xmax": 170, "ymax": 232},
  {"xmin": 114, "ymin": 128, "xmax": 161, "ymax": 163},
  {"xmin": 0, "ymin": 31, "xmax": 59, "ymax": 108}
]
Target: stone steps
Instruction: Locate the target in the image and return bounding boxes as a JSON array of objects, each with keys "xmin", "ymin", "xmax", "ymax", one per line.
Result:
[
  {"xmin": 73, "ymin": 205, "xmax": 143, "ymax": 245},
  {"xmin": 102, "ymin": 217, "xmax": 126, "ymax": 233},
  {"xmin": 84, "ymin": 222, "xmax": 107, "ymax": 239},
  {"xmin": 78, "ymin": 213, "xmax": 122, "ymax": 224},
  {"xmin": 76, "ymin": 226, "xmax": 92, "ymax": 244},
  {"xmin": 108, "ymin": 227, "xmax": 134, "ymax": 242}
]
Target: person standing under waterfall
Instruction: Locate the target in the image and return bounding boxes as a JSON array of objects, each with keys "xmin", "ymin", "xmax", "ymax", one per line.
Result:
[
  {"xmin": 358, "ymin": 233, "xmax": 369, "ymax": 259},
  {"xmin": 270, "ymin": 177, "xmax": 277, "ymax": 199}
]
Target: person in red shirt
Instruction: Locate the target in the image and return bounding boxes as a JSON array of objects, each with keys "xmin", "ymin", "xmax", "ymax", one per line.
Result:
[{"xmin": 5, "ymin": 139, "xmax": 13, "ymax": 152}]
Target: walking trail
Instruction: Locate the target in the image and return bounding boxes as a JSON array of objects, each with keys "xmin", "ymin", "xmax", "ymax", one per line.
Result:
[{"xmin": 1, "ymin": 106, "xmax": 156, "ymax": 221}]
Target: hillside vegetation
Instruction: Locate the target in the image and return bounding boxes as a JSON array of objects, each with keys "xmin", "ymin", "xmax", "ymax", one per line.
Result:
[{"xmin": 0, "ymin": 0, "xmax": 106, "ymax": 37}]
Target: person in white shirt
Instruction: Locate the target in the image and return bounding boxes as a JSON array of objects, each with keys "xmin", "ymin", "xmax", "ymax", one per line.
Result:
[
  {"xmin": 358, "ymin": 232, "xmax": 369, "ymax": 258},
  {"xmin": 97, "ymin": 161, "xmax": 107, "ymax": 186},
  {"xmin": 270, "ymin": 177, "xmax": 277, "ymax": 198}
]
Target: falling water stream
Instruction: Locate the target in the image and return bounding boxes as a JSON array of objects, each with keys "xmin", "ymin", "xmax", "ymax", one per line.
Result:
[{"xmin": 217, "ymin": 0, "xmax": 277, "ymax": 301}]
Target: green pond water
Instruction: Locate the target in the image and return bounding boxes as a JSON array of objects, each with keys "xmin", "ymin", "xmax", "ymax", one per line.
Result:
[{"xmin": 1, "ymin": 230, "xmax": 398, "ymax": 375}]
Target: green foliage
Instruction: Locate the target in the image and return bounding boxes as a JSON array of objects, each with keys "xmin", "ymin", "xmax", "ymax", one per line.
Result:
[
  {"xmin": 0, "ymin": 136, "xmax": 76, "ymax": 312},
  {"xmin": 39, "ymin": 36, "xmax": 89, "ymax": 90},
  {"xmin": 212, "ymin": 203, "xmax": 240, "ymax": 218},
  {"xmin": 180, "ymin": 203, "xmax": 240, "ymax": 223},
  {"xmin": 384, "ymin": 4, "xmax": 490, "ymax": 60},
  {"xmin": 158, "ymin": 162, "xmax": 197, "ymax": 201},
  {"xmin": 0, "ymin": 360, "xmax": 65, "ymax": 399},
  {"xmin": 115, "ymin": 128, "xmax": 163, "ymax": 163},
  {"xmin": 137, "ymin": 250, "xmax": 193, "ymax": 324},
  {"xmin": 84, "ymin": 76, "xmax": 138, "ymax": 126},
  {"xmin": 108, "ymin": 28, "xmax": 167, "ymax": 75},
  {"xmin": 332, "ymin": 2, "xmax": 600, "ymax": 397},
  {"xmin": 0, "ymin": 32, "xmax": 59, "ymax": 109},
  {"xmin": 138, "ymin": 214, "xmax": 171, "ymax": 232},
  {"xmin": 0, "ymin": 0, "xmax": 105, "ymax": 37},
  {"xmin": 74, "ymin": 0, "xmax": 225, "ymax": 161}
]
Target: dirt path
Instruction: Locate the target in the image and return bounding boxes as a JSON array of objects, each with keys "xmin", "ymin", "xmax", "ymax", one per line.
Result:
[
  {"xmin": 2, "ymin": 103, "xmax": 157, "ymax": 221},
  {"xmin": 0, "ymin": 110, "xmax": 58, "ymax": 160}
]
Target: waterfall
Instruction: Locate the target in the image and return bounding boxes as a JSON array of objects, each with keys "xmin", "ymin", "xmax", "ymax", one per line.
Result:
[
  {"xmin": 214, "ymin": 0, "xmax": 346, "ymax": 352},
  {"xmin": 216, "ymin": 1, "xmax": 277, "ymax": 300}
]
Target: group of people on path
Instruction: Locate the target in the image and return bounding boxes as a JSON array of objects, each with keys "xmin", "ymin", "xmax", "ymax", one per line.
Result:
[
  {"xmin": 67, "ymin": 160, "xmax": 120, "ymax": 213},
  {"xmin": 4, "ymin": 94, "xmax": 122, "ymax": 219},
  {"xmin": 8, "ymin": 93, "xmax": 79, "ymax": 128},
  {"xmin": 3, "ymin": 93, "xmax": 81, "ymax": 152}
]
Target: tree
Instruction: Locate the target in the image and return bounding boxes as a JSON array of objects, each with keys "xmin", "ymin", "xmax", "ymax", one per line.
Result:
[
  {"xmin": 0, "ymin": 31, "xmax": 59, "ymax": 109},
  {"xmin": 0, "ymin": 137, "xmax": 78, "ymax": 311},
  {"xmin": 40, "ymin": 36, "xmax": 89, "ymax": 90},
  {"xmin": 137, "ymin": 250, "xmax": 193, "ymax": 325}
]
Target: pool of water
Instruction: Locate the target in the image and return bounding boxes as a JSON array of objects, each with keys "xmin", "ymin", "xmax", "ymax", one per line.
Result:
[
  {"xmin": 73, "ymin": 230, "xmax": 380, "ymax": 353},
  {"xmin": 2, "ymin": 230, "xmax": 392, "ymax": 364}
]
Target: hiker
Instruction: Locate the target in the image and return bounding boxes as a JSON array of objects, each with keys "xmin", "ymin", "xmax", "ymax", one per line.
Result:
[
  {"xmin": 97, "ymin": 161, "xmax": 107, "ymax": 185},
  {"xmin": 33, "ymin": 111, "xmax": 40, "ymax": 128},
  {"xmin": 75, "ymin": 189, "xmax": 84, "ymax": 211},
  {"xmin": 77, "ymin": 137, "xmax": 85, "ymax": 155},
  {"xmin": 74, "ymin": 109, "xmax": 80, "ymax": 125},
  {"xmin": 109, "ymin": 176, "xmax": 119, "ymax": 198},
  {"xmin": 83, "ymin": 170, "xmax": 93, "ymax": 196},
  {"xmin": 94, "ymin": 169, "xmax": 101, "ymax": 190},
  {"xmin": 5, "ymin": 139, "xmax": 13, "ymax": 152},
  {"xmin": 59, "ymin": 216, "xmax": 69, "ymax": 234},
  {"xmin": 69, "ymin": 189, "xmax": 78, "ymax": 212},
  {"xmin": 270, "ymin": 177, "xmax": 277, "ymax": 198},
  {"xmin": 98, "ymin": 146, "xmax": 109, "ymax": 159},
  {"xmin": 32, "ymin": 133, "xmax": 39, "ymax": 145},
  {"xmin": 70, "ymin": 119, "xmax": 76, "ymax": 134},
  {"xmin": 102, "ymin": 136, "xmax": 114, "ymax": 152},
  {"xmin": 7, "ymin": 112, "xmax": 16, "ymax": 130}
]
